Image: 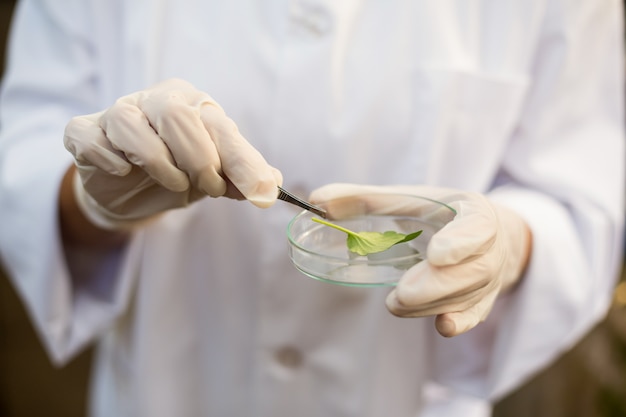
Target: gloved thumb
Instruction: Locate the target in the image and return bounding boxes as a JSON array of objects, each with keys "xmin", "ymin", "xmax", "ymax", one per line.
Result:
[
  {"xmin": 434, "ymin": 288, "xmax": 499, "ymax": 337},
  {"xmin": 427, "ymin": 197, "xmax": 497, "ymax": 266}
]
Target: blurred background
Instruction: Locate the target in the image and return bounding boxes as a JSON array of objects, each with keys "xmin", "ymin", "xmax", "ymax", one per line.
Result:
[{"xmin": 0, "ymin": 0, "xmax": 625, "ymax": 415}]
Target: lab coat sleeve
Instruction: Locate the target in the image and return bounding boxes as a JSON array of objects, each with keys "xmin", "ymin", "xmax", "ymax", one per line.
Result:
[
  {"xmin": 0, "ymin": 0, "xmax": 137, "ymax": 366},
  {"xmin": 427, "ymin": 0, "xmax": 625, "ymax": 405}
]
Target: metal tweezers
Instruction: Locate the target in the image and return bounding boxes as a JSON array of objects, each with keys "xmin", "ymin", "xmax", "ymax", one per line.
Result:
[{"xmin": 277, "ymin": 186, "xmax": 327, "ymax": 218}]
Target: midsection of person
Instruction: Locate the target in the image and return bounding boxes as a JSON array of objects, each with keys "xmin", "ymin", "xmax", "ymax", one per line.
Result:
[
  {"xmin": 91, "ymin": 197, "xmax": 430, "ymax": 416},
  {"xmin": 80, "ymin": 1, "xmax": 536, "ymax": 416}
]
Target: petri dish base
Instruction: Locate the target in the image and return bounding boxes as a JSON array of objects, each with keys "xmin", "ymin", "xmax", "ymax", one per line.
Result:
[{"xmin": 286, "ymin": 193, "xmax": 455, "ymax": 287}]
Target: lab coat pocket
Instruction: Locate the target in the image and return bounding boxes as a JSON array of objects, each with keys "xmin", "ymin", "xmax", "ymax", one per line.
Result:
[{"xmin": 412, "ymin": 68, "xmax": 529, "ymax": 190}]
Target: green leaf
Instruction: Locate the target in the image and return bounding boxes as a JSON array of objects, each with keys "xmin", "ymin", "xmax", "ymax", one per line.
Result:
[{"xmin": 312, "ymin": 217, "xmax": 423, "ymax": 256}]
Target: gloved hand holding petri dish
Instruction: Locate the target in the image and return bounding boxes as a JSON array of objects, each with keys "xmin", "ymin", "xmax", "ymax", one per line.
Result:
[{"xmin": 288, "ymin": 182, "xmax": 532, "ymax": 337}]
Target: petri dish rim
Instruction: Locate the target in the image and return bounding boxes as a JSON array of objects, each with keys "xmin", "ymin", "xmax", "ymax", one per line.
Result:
[{"xmin": 286, "ymin": 192, "xmax": 456, "ymax": 287}]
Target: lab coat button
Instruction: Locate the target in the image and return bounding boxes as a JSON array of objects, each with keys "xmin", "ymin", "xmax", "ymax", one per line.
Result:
[{"xmin": 275, "ymin": 346, "xmax": 303, "ymax": 368}]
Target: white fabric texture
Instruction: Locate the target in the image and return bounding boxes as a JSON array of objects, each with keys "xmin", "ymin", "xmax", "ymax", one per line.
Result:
[{"xmin": 0, "ymin": 0, "xmax": 623, "ymax": 416}]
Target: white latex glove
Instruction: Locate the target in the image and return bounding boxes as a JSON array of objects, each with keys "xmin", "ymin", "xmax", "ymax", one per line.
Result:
[
  {"xmin": 63, "ymin": 79, "xmax": 282, "ymax": 229},
  {"xmin": 309, "ymin": 183, "xmax": 532, "ymax": 337}
]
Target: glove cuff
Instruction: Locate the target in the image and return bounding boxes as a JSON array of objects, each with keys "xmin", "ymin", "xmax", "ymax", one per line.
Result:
[{"xmin": 72, "ymin": 171, "xmax": 157, "ymax": 231}]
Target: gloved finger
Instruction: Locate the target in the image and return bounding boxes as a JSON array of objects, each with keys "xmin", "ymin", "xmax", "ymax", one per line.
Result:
[
  {"xmin": 386, "ymin": 279, "xmax": 490, "ymax": 319},
  {"xmin": 310, "ymin": 183, "xmax": 461, "ymax": 206},
  {"xmin": 309, "ymin": 183, "xmax": 457, "ymax": 221},
  {"xmin": 386, "ymin": 276, "xmax": 498, "ymax": 337},
  {"xmin": 200, "ymin": 104, "xmax": 281, "ymax": 208},
  {"xmin": 64, "ymin": 112, "xmax": 132, "ymax": 176},
  {"xmin": 100, "ymin": 99, "xmax": 190, "ymax": 192},
  {"xmin": 223, "ymin": 166, "xmax": 283, "ymax": 201},
  {"xmin": 427, "ymin": 197, "xmax": 498, "ymax": 266},
  {"xmin": 137, "ymin": 89, "xmax": 226, "ymax": 197},
  {"xmin": 435, "ymin": 312, "xmax": 480, "ymax": 338},
  {"xmin": 385, "ymin": 257, "xmax": 497, "ymax": 316},
  {"xmin": 312, "ymin": 183, "xmax": 498, "ymax": 264},
  {"xmin": 310, "ymin": 184, "xmax": 401, "ymax": 217},
  {"xmin": 434, "ymin": 288, "xmax": 499, "ymax": 337},
  {"xmin": 310, "ymin": 183, "xmax": 387, "ymax": 201}
]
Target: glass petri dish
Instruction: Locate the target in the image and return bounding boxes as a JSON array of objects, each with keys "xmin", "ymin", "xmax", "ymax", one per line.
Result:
[{"xmin": 286, "ymin": 193, "xmax": 456, "ymax": 287}]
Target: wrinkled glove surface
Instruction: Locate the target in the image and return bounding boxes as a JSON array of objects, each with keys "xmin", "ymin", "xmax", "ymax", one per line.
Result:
[
  {"xmin": 64, "ymin": 78, "xmax": 282, "ymax": 229},
  {"xmin": 310, "ymin": 183, "xmax": 532, "ymax": 337}
]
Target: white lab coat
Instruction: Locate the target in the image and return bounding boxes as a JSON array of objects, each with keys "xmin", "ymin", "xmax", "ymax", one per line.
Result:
[{"xmin": 0, "ymin": 0, "xmax": 623, "ymax": 416}]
